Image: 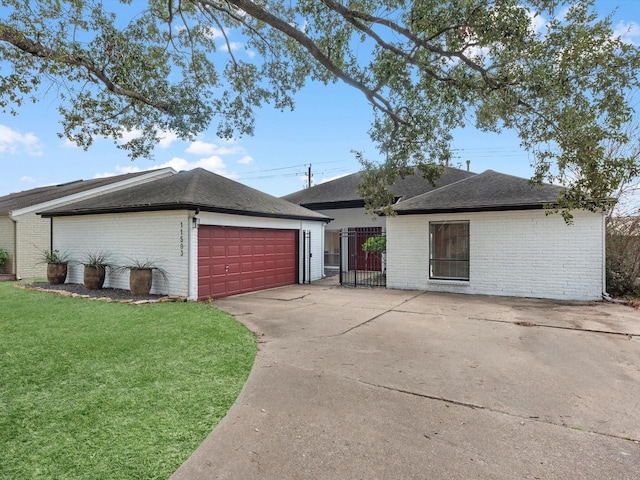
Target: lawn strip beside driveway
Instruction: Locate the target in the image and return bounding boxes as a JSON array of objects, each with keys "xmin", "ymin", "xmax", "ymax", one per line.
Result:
[{"xmin": 172, "ymin": 286, "xmax": 640, "ymax": 480}]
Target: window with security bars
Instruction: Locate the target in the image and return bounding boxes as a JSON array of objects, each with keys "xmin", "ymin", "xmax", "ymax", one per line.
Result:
[{"xmin": 429, "ymin": 221, "xmax": 470, "ymax": 280}]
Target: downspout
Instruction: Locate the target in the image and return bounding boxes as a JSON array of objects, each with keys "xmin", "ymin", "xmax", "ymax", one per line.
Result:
[
  {"xmin": 7, "ymin": 212, "xmax": 18, "ymax": 279},
  {"xmin": 602, "ymin": 213, "xmax": 607, "ymax": 298},
  {"xmin": 50, "ymin": 217, "xmax": 54, "ymax": 252},
  {"xmin": 321, "ymin": 222, "xmax": 326, "ymax": 278},
  {"xmin": 600, "ymin": 213, "xmax": 622, "ymax": 303},
  {"xmin": 188, "ymin": 210, "xmax": 199, "ymax": 301}
]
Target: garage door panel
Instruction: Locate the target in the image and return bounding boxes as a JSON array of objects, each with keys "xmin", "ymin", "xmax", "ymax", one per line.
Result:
[
  {"xmin": 198, "ymin": 226, "xmax": 297, "ymax": 300},
  {"xmin": 241, "ymin": 261, "xmax": 254, "ymax": 272}
]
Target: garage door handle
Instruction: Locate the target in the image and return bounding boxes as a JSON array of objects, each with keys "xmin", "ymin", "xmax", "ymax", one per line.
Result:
[{"xmin": 225, "ymin": 265, "xmax": 230, "ymax": 272}]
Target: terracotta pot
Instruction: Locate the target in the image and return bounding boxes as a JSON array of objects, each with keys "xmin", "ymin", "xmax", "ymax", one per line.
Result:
[
  {"xmin": 47, "ymin": 262, "xmax": 68, "ymax": 285},
  {"xmin": 130, "ymin": 268, "xmax": 153, "ymax": 296},
  {"xmin": 84, "ymin": 265, "xmax": 106, "ymax": 290}
]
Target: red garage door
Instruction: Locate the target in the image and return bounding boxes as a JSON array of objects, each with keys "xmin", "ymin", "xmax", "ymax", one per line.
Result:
[{"xmin": 198, "ymin": 226, "xmax": 298, "ymax": 300}]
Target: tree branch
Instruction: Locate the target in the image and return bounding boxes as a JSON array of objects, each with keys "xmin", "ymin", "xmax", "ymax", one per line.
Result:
[
  {"xmin": 225, "ymin": 0, "xmax": 408, "ymax": 127},
  {"xmin": 0, "ymin": 23, "xmax": 173, "ymax": 113}
]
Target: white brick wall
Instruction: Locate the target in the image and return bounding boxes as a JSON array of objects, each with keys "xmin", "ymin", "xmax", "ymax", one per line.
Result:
[
  {"xmin": 54, "ymin": 211, "xmax": 190, "ymax": 296},
  {"xmin": 387, "ymin": 209, "xmax": 605, "ymax": 301},
  {"xmin": 317, "ymin": 207, "xmax": 384, "ymax": 230},
  {"xmin": 54, "ymin": 210, "xmax": 326, "ymax": 300}
]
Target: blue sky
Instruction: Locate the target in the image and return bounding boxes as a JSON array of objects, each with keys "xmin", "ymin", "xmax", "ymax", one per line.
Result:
[{"xmin": 1, "ymin": 0, "xmax": 639, "ymax": 199}]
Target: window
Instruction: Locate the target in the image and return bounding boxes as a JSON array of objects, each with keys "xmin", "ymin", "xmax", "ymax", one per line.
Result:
[
  {"xmin": 429, "ymin": 221, "xmax": 469, "ymax": 280},
  {"xmin": 324, "ymin": 230, "xmax": 340, "ymax": 268}
]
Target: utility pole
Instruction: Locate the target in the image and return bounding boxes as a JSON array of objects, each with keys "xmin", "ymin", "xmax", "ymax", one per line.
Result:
[{"xmin": 307, "ymin": 164, "xmax": 312, "ymax": 188}]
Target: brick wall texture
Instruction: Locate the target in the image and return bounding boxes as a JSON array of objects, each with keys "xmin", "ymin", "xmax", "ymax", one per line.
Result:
[
  {"xmin": 55, "ymin": 211, "xmax": 190, "ymax": 296},
  {"xmin": 386, "ymin": 209, "xmax": 604, "ymax": 301},
  {"xmin": 54, "ymin": 210, "xmax": 325, "ymax": 300}
]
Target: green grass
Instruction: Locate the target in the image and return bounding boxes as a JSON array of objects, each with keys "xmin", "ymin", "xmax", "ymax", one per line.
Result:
[{"xmin": 0, "ymin": 282, "xmax": 256, "ymax": 479}]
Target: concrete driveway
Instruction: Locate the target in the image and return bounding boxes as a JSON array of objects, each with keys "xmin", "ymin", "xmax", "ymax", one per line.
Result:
[{"xmin": 172, "ymin": 284, "xmax": 640, "ymax": 480}]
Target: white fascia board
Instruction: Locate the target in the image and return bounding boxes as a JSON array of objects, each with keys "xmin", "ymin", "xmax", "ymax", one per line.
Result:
[{"xmin": 10, "ymin": 167, "xmax": 176, "ymax": 218}]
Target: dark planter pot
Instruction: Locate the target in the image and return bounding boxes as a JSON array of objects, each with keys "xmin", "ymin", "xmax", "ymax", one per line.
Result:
[
  {"xmin": 84, "ymin": 265, "xmax": 106, "ymax": 290},
  {"xmin": 47, "ymin": 262, "xmax": 68, "ymax": 285},
  {"xmin": 130, "ymin": 268, "xmax": 153, "ymax": 296}
]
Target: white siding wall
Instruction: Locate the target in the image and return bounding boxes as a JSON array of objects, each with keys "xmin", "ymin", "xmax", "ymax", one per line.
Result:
[
  {"xmin": 387, "ymin": 209, "xmax": 605, "ymax": 301},
  {"xmin": 0, "ymin": 215, "xmax": 15, "ymax": 275},
  {"xmin": 15, "ymin": 212, "xmax": 51, "ymax": 279},
  {"xmin": 317, "ymin": 208, "xmax": 385, "ymax": 230},
  {"xmin": 53, "ymin": 211, "xmax": 191, "ymax": 296},
  {"xmin": 193, "ymin": 212, "xmax": 325, "ymax": 299}
]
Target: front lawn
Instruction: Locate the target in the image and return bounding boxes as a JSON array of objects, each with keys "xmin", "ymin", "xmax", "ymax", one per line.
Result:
[{"xmin": 0, "ymin": 282, "xmax": 256, "ymax": 479}]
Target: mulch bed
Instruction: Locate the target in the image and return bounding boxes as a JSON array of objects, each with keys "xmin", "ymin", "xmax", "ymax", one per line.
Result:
[{"xmin": 28, "ymin": 282, "xmax": 185, "ymax": 303}]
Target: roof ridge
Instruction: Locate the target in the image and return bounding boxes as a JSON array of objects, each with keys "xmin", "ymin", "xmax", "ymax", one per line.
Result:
[{"xmin": 395, "ymin": 170, "xmax": 482, "ymax": 205}]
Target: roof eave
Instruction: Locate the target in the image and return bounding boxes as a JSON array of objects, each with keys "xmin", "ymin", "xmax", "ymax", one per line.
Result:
[
  {"xmin": 300, "ymin": 199, "xmax": 365, "ymax": 210},
  {"xmin": 394, "ymin": 203, "xmax": 555, "ymax": 215},
  {"xmin": 40, "ymin": 203, "xmax": 332, "ymax": 223}
]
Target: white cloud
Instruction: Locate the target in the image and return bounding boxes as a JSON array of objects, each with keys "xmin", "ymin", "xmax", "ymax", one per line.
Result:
[
  {"xmin": 186, "ymin": 139, "xmax": 244, "ymax": 156},
  {"xmin": 61, "ymin": 138, "xmax": 80, "ymax": 149},
  {"xmin": 117, "ymin": 127, "xmax": 179, "ymax": 149},
  {"xmin": 238, "ymin": 155, "xmax": 253, "ymax": 165},
  {"xmin": 20, "ymin": 176, "xmax": 36, "ymax": 183},
  {"xmin": 186, "ymin": 141, "xmax": 218, "ymax": 155},
  {"xmin": 157, "ymin": 156, "xmax": 239, "ymax": 179},
  {"xmin": 158, "ymin": 130, "xmax": 180, "ymax": 149},
  {"xmin": 614, "ymin": 21, "xmax": 640, "ymax": 45},
  {"xmin": 118, "ymin": 128, "xmax": 143, "ymax": 144},
  {"xmin": 203, "ymin": 26, "xmax": 224, "ymax": 40},
  {"xmin": 0, "ymin": 124, "xmax": 42, "ymax": 156},
  {"xmin": 526, "ymin": 9, "xmax": 547, "ymax": 34},
  {"xmin": 318, "ymin": 173, "xmax": 350, "ymax": 185},
  {"xmin": 219, "ymin": 40, "xmax": 256, "ymax": 58},
  {"xmin": 93, "ymin": 165, "xmax": 142, "ymax": 178}
]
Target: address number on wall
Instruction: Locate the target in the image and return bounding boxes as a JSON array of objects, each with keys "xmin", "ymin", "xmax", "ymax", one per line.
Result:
[{"xmin": 180, "ymin": 222, "xmax": 184, "ymax": 257}]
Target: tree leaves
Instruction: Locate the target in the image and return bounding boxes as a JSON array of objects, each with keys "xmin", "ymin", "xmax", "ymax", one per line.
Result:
[{"xmin": 0, "ymin": 0, "xmax": 638, "ymax": 212}]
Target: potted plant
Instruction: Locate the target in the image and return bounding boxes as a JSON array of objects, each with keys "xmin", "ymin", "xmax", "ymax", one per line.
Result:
[
  {"xmin": 82, "ymin": 251, "xmax": 114, "ymax": 290},
  {"xmin": 40, "ymin": 249, "xmax": 72, "ymax": 285},
  {"xmin": 120, "ymin": 258, "xmax": 168, "ymax": 296}
]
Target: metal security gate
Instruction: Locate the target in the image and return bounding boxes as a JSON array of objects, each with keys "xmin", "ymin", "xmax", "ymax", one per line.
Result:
[{"xmin": 339, "ymin": 227, "xmax": 386, "ymax": 287}]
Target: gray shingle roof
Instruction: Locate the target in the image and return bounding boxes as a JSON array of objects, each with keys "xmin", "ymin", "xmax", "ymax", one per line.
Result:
[
  {"xmin": 0, "ymin": 170, "xmax": 166, "ymax": 214},
  {"xmin": 393, "ymin": 170, "xmax": 564, "ymax": 214},
  {"xmin": 282, "ymin": 167, "xmax": 477, "ymax": 208},
  {"xmin": 40, "ymin": 168, "xmax": 330, "ymax": 222}
]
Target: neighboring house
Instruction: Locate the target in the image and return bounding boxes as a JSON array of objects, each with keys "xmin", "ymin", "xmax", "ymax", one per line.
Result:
[
  {"xmin": 39, "ymin": 168, "xmax": 330, "ymax": 301},
  {"xmin": 0, "ymin": 168, "xmax": 175, "ymax": 280},
  {"xmin": 283, "ymin": 167, "xmax": 476, "ymax": 274},
  {"xmin": 285, "ymin": 168, "xmax": 606, "ymax": 301}
]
